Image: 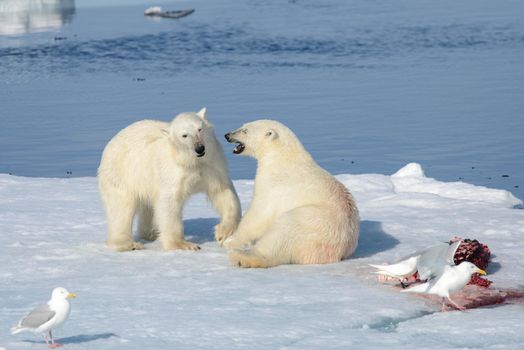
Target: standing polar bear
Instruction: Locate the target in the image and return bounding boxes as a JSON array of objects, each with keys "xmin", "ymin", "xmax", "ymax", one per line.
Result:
[
  {"xmin": 224, "ymin": 120, "xmax": 359, "ymax": 268},
  {"xmin": 98, "ymin": 108, "xmax": 241, "ymax": 252}
]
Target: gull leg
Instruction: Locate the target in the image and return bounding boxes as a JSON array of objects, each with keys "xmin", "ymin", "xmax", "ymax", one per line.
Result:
[
  {"xmin": 376, "ymin": 274, "xmax": 405, "ymax": 284},
  {"xmin": 43, "ymin": 333, "xmax": 51, "ymax": 347},
  {"xmin": 441, "ymin": 298, "xmax": 449, "ymax": 312},
  {"xmin": 377, "ymin": 274, "xmax": 395, "ymax": 283},
  {"xmin": 48, "ymin": 330, "xmax": 63, "ymax": 348},
  {"xmin": 447, "ymin": 297, "xmax": 467, "ymax": 311}
]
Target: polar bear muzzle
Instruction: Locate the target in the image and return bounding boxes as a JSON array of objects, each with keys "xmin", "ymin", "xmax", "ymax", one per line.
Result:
[
  {"xmin": 195, "ymin": 143, "xmax": 206, "ymax": 157},
  {"xmin": 232, "ymin": 142, "xmax": 245, "ymax": 154},
  {"xmin": 224, "ymin": 132, "xmax": 245, "ymax": 154}
]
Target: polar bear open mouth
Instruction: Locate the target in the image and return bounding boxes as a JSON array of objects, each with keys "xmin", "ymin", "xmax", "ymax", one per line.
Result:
[{"xmin": 233, "ymin": 142, "xmax": 245, "ymax": 154}]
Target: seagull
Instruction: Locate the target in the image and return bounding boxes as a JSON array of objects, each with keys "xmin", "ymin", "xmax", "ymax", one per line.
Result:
[
  {"xmin": 369, "ymin": 241, "xmax": 461, "ymax": 286},
  {"xmin": 11, "ymin": 287, "xmax": 76, "ymax": 348},
  {"xmin": 402, "ymin": 261, "xmax": 487, "ymax": 311}
]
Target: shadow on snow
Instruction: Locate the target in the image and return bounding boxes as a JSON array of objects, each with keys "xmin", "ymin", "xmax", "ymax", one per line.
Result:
[
  {"xmin": 353, "ymin": 220, "xmax": 400, "ymax": 258},
  {"xmin": 183, "ymin": 217, "xmax": 219, "ymax": 244},
  {"xmin": 23, "ymin": 332, "xmax": 118, "ymax": 345}
]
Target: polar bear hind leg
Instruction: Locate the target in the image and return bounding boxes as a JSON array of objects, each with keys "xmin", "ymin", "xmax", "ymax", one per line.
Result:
[
  {"xmin": 229, "ymin": 205, "xmax": 346, "ymax": 268},
  {"xmin": 102, "ymin": 188, "xmax": 144, "ymax": 252},
  {"xmin": 136, "ymin": 202, "xmax": 158, "ymax": 241}
]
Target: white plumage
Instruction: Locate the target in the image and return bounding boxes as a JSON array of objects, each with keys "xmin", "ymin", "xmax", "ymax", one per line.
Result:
[
  {"xmin": 369, "ymin": 256, "xmax": 419, "ymax": 279},
  {"xmin": 402, "ymin": 261, "xmax": 486, "ymax": 311},
  {"xmin": 369, "ymin": 241, "xmax": 461, "ymax": 282},
  {"xmin": 11, "ymin": 287, "xmax": 76, "ymax": 348}
]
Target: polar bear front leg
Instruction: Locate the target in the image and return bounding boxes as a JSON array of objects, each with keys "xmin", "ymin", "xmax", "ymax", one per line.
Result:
[
  {"xmin": 154, "ymin": 193, "xmax": 200, "ymax": 251},
  {"xmin": 208, "ymin": 183, "xmax": 241, "ymax": 245},
  {"xmin": 223, "ymin": 206, "xmax": 269, "ymax": 249}
]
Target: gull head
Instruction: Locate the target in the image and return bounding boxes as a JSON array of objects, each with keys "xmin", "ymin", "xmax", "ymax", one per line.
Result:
[
  {"xmin": 51, "ymin": 287, "xmax": 77, "ymax": 300},
  {"xmin": 457, "ymin": 261, "xmax": 486, "ymax": 276}
]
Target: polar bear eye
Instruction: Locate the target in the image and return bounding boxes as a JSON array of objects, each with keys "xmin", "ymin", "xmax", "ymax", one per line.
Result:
[
  {"xmin": 182, "ymin": 134, "xmax": 188, "ymax": 138},
  {"xmin": 198, "ymin": 128, "xmax": 202, "ymax": 132}
]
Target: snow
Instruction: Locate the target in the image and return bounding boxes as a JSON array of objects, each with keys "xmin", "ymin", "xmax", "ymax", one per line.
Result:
[
  {"xmin": 1, "ymin": 163, "xmax": 523, "ymax": 349},
  {"xmin": 391, "ymin": 163, "xmax": 521, "ymax": 208}
]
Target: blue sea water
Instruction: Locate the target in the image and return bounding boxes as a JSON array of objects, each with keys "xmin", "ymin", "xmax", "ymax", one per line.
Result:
[{"xmin": 0, "ymin": 0, "xmax": 523, "ymax": 199}]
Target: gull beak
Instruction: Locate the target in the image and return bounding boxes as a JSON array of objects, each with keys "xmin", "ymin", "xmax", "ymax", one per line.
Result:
[
  {"xmin": 477, "ymin": 269, "xmax": 487, "ymax": 275},
  {"xmin": 67, "ymin": 292, "xmax": 77, "ymax": 298}
]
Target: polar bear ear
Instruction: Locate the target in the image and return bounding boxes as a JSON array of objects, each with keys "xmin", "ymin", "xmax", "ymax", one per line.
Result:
[
  {"xmin": 197, "ymin": 107, "xmax": 208, "ymax": 121},
  {"xmin": 162, "ymin": 128, "xmax": 170, "ymax": 137},
  {"xmin": 265, "ymin": 129, "xmax": 278, "ymax": 140}
]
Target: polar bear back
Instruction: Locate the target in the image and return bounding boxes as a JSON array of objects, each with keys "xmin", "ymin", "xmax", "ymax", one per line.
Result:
[
  {"xmin": 254, "ymin": 153, "xmax": 353, "ymax": 214},
  {"xmin": 98, "ymin": 120, "xmax": 178, "ymax": 201}
]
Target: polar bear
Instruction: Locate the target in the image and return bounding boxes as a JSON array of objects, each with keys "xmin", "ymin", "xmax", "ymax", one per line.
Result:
[
  {"xmin": 98, "ymin": 108, "xmax": 241, "ymax": 252},
  {"xmin": 223, "ymin": 120, "xmax": 359, "ymax": 268}
]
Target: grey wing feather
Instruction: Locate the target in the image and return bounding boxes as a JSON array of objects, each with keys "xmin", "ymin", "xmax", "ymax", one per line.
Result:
[
  {"xmin": 446, "ymin": 241, "xmax": 461, "ymax": 264},
  {"xmin": 396, "ymin": 242, "xmax": 449, "ymax": 262},
  {"xmin": 20, "ymin": 304, "xmax": 56, "ymax": 328},
  {"xmin": 417, "ymin": 242, "xmax": 460, "ymax": 280},
  {"xmin": 396, "ymin": 248, "xmax": 426, "ymax": 263}
]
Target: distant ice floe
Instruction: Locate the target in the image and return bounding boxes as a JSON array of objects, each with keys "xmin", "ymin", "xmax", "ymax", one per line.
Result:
[
  {"xmin": 144, "ymin": 6, "xmax": 194, "ymax": 19},
  {"xmin": 144, "ymin": 6, "xmax": 163, "ymax": 15},
  {"xmin": 0, "ymin": 0, "xmax": 75, "ymax": 36}
]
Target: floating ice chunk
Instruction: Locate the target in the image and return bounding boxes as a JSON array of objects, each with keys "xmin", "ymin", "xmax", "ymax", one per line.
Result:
[{"xmin": 144, "ymin": 6, "xmax": 162, "ymax": 15}]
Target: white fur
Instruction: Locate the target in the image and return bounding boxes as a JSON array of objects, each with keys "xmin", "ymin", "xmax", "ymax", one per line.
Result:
[
  {"xmin": 224, "ymin": 120, "xmax": 359, "ymax": 268},
  {"xmin": 98, "ymin": 108, "xmax": 241, "ymax": 251}
]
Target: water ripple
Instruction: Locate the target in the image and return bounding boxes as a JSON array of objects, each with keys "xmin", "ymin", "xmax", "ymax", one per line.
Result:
[{"xmin": 0, "ymin": 23, "xmax": 522, "ymax": 74}]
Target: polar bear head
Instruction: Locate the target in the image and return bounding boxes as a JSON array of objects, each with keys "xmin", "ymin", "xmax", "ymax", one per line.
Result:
[
  {"xmin": 225, "ymin": 119, "xmax": 303, "ymax": 159},
  {"xmin": 163, "ymin": 108, "xmax": 214, "ymax": 158}
]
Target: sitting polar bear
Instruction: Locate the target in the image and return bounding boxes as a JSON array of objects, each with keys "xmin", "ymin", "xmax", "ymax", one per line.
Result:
[
  {"xmin": 98, "ymin": 108, "xmax": 241, "ymax": 252},
  {"xmin": 224, "ymin": 120, "xmax": 359, "ymax": 268}
]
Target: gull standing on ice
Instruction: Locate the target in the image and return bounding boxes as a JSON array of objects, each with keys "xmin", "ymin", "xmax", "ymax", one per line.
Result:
[
  {"xmin": 11, "ymin": 287, "xmax": 76, "ymax": 348},
  {"xmin": 402, "ymin": 261, "xmax": 486, "ymax": 311},
  {"xmin": 369, "ymin": 241, "xmax": 461, "ymax": 285}
]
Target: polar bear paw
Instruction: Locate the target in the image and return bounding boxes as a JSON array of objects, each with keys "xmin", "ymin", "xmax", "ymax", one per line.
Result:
[
  {"xmin": 229, "ymin": 250, "xmax": 271, "ymax": 268},
  {"xmin": 137, "ymin": 229, "xmax": 159, "ymax": 242},
  {"xmin": 164, "ymin": 240, "xmax": 201, "ymax": 251},
  {"xmin": 214, "ymin": 224, "xmax": 235, "ymax": 245},
  {"xmin": 107, "ymin": 240, "xmax": 145, "ymax": 252},
  {"xmin": 222, "ymin": 235, "xmax": 249, "ymax": 250}
]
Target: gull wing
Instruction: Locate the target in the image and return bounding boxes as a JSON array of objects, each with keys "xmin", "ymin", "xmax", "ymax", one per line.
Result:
[
  {"xmin": 369, "ymin": 256, "xmax": 419, "ymax": 278},
  {"xmin": 20, "ymin": 304, "xmax": 56, "ymax": 329},
  {"xmin": 417, "ymin": 241, "xmax": 461, "ymax": 280}
]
